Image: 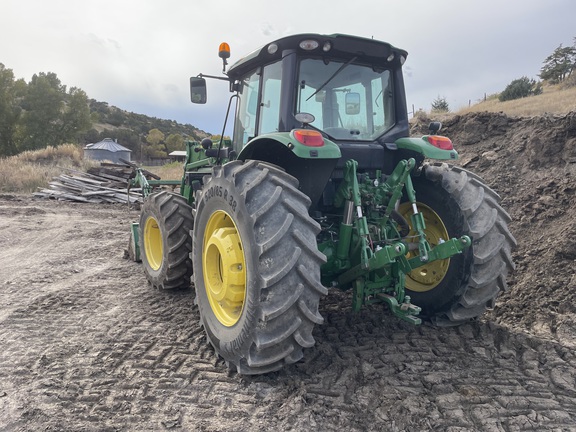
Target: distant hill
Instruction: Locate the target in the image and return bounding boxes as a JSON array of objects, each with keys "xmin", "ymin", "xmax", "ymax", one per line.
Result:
[
  {"xmin": 84, "ymin": 99, "xmax": 209, "ymax": 160},
  {"xmin": 0, "ymin": 64, "xmax": 210, "ymax": 159}
]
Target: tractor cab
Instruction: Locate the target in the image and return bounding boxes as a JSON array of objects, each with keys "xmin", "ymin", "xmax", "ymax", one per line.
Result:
[
  {"xmin": 192, "ymin": 34, "xmax": 411, "ymax": 154},
  {"xmin": 191, "ymin": 34, "xmax": 415, "ymax": 208}
]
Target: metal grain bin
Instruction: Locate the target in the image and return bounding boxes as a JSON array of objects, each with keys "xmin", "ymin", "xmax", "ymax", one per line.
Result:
[{"xmin": 84, "ymin": 138, "xmax": 131, "ymax": 163}]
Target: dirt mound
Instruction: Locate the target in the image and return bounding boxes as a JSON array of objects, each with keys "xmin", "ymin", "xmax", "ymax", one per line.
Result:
[{"xmin": 414, "ymin": 111, "xmax": 576, "ymax": 344}]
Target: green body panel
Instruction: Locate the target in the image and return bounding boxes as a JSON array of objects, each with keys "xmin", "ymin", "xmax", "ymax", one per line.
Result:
[
  {"xmin": 237, "ymin": 131, "xmax": 341, "ymax": 161},
  {"xmin": 148, "ymin": 180, "xmax": 181, "ymax": 186},
  {"xmin": 129, "ymin": 222, "xmax": 141, "ymax": 262},
  {"xmin": 395, "ymin": 136, "xmax": 459, "ymax": 160},
  {"xmin": 184, "ymin": 138, "xmax": 234, "ymax": 169}
]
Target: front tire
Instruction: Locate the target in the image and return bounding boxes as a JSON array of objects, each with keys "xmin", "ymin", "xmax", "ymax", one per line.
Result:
[
  {"xmin": 139, "ymin": 191, "xmax": 193, "ymax": 290},
  {"xmin": 192, "ymin": 160, "xmax": 327, "ymax": 374},
  {"xmin": 400, "ymin": 163, "xmax": 516, "ymax": 325}
]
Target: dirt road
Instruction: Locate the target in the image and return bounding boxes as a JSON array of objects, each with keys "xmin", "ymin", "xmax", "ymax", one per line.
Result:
[{"xmin": 1, "ymin": 194, "xmax": 576, "ymax": 431}]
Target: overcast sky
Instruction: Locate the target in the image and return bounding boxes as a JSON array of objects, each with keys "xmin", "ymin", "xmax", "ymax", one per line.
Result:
[{"xmin": 2, "ymin": 0, "xmax": 575, "ymax": 135}]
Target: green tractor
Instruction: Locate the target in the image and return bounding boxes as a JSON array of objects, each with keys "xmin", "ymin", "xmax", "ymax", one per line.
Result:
[{"xmin": 131, "ymin": 34, "xmax": 516, "ymax": 374}]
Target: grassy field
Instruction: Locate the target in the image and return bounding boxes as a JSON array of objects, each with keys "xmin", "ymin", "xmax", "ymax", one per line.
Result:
[
  {"xmin": 143, "ymin": 162, "xmax": 185, "ymax": 180},
  {"xmin": 456, "ymin": 83, "xmax": 576, "ymax": 117},
  {"xmin": 0, "ymin": 144, "xmax": 97, "ymax": 194},
  {"xmin": 0, "ymin": 144, "xmax": 185, "ymax": 195}
]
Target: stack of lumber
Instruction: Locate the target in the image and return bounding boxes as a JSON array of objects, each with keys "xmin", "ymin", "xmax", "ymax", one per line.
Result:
[{"xmin": 34, "ymin": 162, "xmax": 143, "ymax": 204}]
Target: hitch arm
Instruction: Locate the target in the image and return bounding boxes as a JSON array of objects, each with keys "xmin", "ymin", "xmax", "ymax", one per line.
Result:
[
  {"xmin": 337, "ymin": 241, "xmax": 407, "ymax": 287},
  {"xmin": 405, "ymin": 235, "xmax": 471, "ymax": 271}
]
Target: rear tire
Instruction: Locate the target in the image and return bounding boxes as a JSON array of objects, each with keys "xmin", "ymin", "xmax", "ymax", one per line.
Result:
[
  {"xmin": 139, "ymin": 191, "xmax": 193, "ymax": 290},
  {"xmin": 192, "ymin": 160, "xmax": 327, "ymax": 374},
  {"xmin": 402, "ymin": 163, "xmax": 516, "ymax": 325}
]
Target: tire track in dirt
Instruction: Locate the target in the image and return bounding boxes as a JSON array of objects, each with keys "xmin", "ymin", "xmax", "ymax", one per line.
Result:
[{"xmin": 1, "ymin": 197, "xmax": 576, "ymax": 431}]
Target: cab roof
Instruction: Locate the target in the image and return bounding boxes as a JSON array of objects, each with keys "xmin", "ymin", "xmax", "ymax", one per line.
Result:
[{"xmin": 226, "ymin": 33, "xmax": 408, "ymax": 80}]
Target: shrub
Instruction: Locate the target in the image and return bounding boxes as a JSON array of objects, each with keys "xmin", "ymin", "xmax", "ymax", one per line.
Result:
[
  {"xmin": 431, "ymin": 96, "xmax": 450, "ymax": 112},
  {"xmin": 499, "ymin": 77, "xmax": 540, "ymax": 102}
]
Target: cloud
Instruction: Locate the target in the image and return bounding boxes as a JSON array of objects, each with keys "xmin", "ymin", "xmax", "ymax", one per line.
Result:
[
  {"xmin": 3, "ymin": 0, "xmax": 576, "ymax": 133},
  {"xmin": 261, "ymin": 22, "xmax": 275, "ymax": 37}
]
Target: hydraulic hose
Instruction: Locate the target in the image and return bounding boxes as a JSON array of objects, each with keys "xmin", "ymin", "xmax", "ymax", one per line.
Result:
[{"xmin": 391, "ymin": 209, "xmax": 410, "ymax": 238}]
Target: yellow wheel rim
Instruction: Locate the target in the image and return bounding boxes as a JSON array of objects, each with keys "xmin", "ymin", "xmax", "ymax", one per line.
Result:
[
  {"xmin": 398, "ymin": 202, "xmax": 450, "ymax": 293},
  {"xmin": 202, "ymin": 210, "xmax": 247, "ymax": 327},
  {"xmin": 144, "ymin": 216, "xmax": 163, "ymax": 271}
]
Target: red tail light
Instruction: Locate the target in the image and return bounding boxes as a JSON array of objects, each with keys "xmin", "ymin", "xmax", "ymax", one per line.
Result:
[
  {"xmin": 293, "ymin": 129, "xmax": 324, "ymax": 147},
  {"xmin": 426, "ymin": 135, "xmax": 453, "ymax": 150}
]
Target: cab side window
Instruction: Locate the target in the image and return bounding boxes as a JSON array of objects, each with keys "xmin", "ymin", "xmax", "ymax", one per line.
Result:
[
  {"xmin": 258, "ymin": 61, "xmax": 282, "ymax": 135},
  {"xmin": 234, "ymin": 70, "xmax": 260, "ymax": 147}
]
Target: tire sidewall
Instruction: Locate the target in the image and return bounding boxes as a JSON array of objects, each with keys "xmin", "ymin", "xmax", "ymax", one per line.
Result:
[
  {"xmin": 192, "ymin": 171, "xmax": 259, "ymax": 355},
  {"xmin": 139, "ymin": 195, "xmax": 169, "ymax": 282}
]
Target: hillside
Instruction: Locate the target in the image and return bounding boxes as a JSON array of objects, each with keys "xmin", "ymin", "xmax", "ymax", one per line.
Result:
[
  {"xmin": 457, "ymin": 83, "xmax": 576, "ymax": 117},
  {"xmin": 0, "ymin": 65, "xmax": 209, "ymax": 159},
  {"xmin": 412, "ymin": 107, "xmax": 576, "ymax": 346},
  {"xmin": 85, "ymin": 99, "xmax": 209, "ymax": 156}
]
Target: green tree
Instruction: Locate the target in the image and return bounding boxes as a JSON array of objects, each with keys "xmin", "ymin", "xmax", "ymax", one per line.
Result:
[
  {"xmin": 106, "ymin": 128, "xmax": 140, "ymax": 153},
  {"xmin": 540, "ymin": 43, "xmax": 576, "ymax": 84},
  {"xmin": 165, "ymin": 133, "xmax": 185, "ymax": 153},
  {"xmin": 499, "ymin": 77, "xmax": 539, "ymax": 101},
  {"xmin": 146, "ymin": 128, "xmax": 164, "ymax": 145},
  {"xmin": 145, "ymin": 128, "xmax": 166, "ymax": 158},
  {"xmin": 107, "ymin": 108, "xmax": 126, "ymax": 126},
  {"xmin": 0, "ymin": 63, "xmax": 21, "ymax": 156},
  {"xmin": 60, "ymin": 87, "xmax": 91, "ymax": 143},
  {"xmin": 19, "ymin": 72, "xmax": 66, "ymax": 150},
  {"xmin": 82, "ymin": 128, "xmax": 100, "ymax": 144},
  {"xmin": 431, "ymin": 96, "xmax": 450, "ymax": 113}
]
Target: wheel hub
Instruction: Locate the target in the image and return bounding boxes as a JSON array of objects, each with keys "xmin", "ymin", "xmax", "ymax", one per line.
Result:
[
  {"xmin": 144, "ymin": 216, "xmax": 163, "ymax": 271},
  {"xmin": 203, "ymin": 211, "xmax": 246, "ymax": 326},
  {"xmin": 399, "ymin": 202, "xmax": 450, "ymax": 292}
]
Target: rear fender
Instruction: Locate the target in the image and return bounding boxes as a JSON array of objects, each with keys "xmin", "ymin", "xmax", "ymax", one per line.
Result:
[
  {"xmin": 238, "ymin": 131, "xmax": 341, "ymax": 161},
  {"xmin": 395, "ymin": 136, "xmax": 458, "ymax": 161},
  {"xmin": 237, "ymin": 132, "xmax": 340, "ymax": 210}
]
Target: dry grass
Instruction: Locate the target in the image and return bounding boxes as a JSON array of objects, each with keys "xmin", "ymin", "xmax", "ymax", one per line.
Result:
[
  {"xmin": 456, "ymin": 83, "xmax": 576, "ymax": 117},
  {"xmin": 144, "ymin": 162, "xmax": 185, "ymax": 180},
  {"xmin": 0, "ymin": 144, "xmax": 97, "ymax": 194},
  {"xmin": 0, "ymin": 141, "xmax": 184, "ymax": 194}
]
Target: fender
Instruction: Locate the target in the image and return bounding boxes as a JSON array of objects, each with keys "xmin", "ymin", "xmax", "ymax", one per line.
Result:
[
  {"xmin": 237, "ymin": 131, "xmax": 341, "ymax": 211},
  {"xmin": 395, "ymin": 136, "xmax": 459, "ymax": 160},
  {"xmin": 238, "ymin": 131, "xmax": 341, "ymax": 161}
]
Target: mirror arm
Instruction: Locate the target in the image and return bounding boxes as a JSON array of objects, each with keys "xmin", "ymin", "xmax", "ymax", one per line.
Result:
[
  {"xmin": 214, "ymin": 94, "xmax": 239, "ymax": 165},
  {"xmin": 198, "ymin": 73, "xmax": 231, "ymax": 82}
]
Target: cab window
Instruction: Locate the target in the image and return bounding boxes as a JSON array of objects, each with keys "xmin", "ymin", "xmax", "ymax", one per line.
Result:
[
  {"xmin": 297, "ymin": 58, "xmax": 394, "ymax": 140},
  {"xmin": 233, "ymin": 70, "xmax": 260, "ymax": 147},
  {"xmin": 258, "ymin": 61, "xmax": 282, "ymax": 135}
]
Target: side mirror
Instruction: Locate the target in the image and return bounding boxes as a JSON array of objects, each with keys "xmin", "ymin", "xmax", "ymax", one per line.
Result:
[
  {"xmin": 429, "ymin": 121, "xmax": 442, "ymax": 134},
  {"xmin": 345, "ymin": 92, "xmax": 361, "ymax": 115},
  {"xmin": 190, "ymin": 77, "xmax": 207, "ymax": 104}
]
